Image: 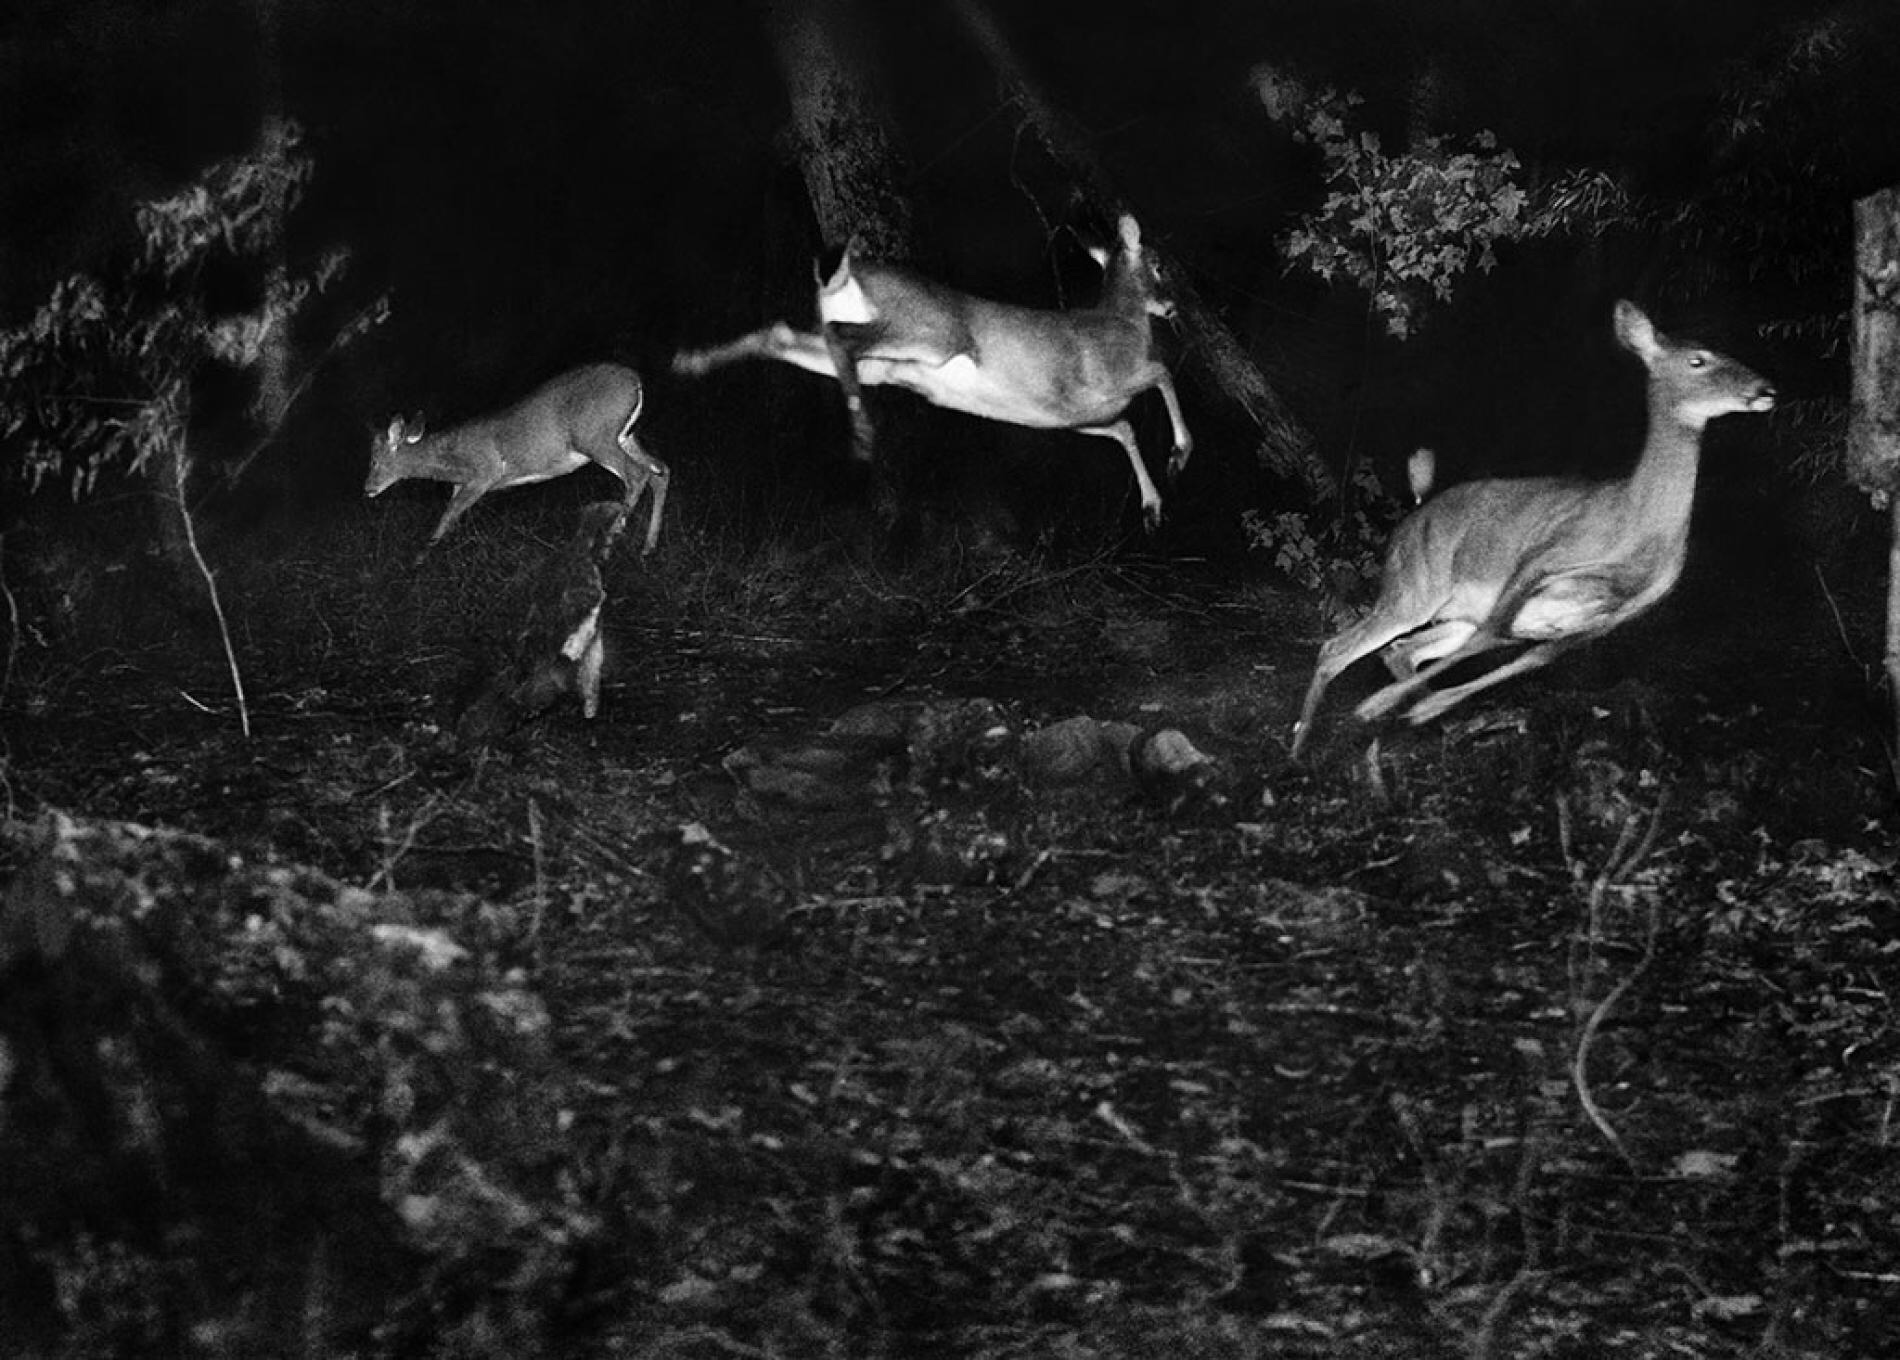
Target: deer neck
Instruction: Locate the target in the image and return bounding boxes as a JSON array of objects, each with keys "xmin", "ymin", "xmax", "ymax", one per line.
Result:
[
  {"xmin": 1620, "ymin": 401, "xmax": 1708, "ymax": 542},
  {"xmin": 1095, "ymin": 259, "xmax": 1149, "ymax": 322},
  {"xmin": 425, "ymin": 428, "xmax": 486, "ymax": 474}
]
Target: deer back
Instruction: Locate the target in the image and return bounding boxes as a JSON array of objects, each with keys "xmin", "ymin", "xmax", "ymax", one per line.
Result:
[
  {"xmin": 368, "ymin": 364, "xmax": 645, "ymax": 496},
  {"xmin": 483, "ymin": 364, "xmax": 644, "ymax": 487},
  {"xmin": 815, "ymin": 216, "xmax": 1172, "ymax": 427}
]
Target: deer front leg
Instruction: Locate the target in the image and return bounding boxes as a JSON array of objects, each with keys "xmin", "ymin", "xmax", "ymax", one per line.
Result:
[
  {"xmin": 428, "ymin": 474, "xmax": 504, "ymax": 545},
  {"xmin": 822, "ymin": 321, "xmax": 878, "ymax": 463},
  {"xmin": 1154, "ymin": 373, "xmax": 1193, "ymax": 480},
  {"xmin": 1292, "ymin": 607, "xmax": 1440, "ymax": 758},
  {"xmin": 1080, "ymin": 420, "xmax": 1165, "ymax": 532}
]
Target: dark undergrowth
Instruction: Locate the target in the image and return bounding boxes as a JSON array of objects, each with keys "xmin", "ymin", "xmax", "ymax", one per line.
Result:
[{"xmin": 3, "ymin": 486, "xmax": 1898, "ymax": 1359}]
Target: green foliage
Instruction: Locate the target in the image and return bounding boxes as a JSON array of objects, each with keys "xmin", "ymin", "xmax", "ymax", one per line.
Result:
[
  {"xmin": 1269, "ymin": 80, "xmax": 1616, "ymax": 338},
  {"xmin": 1242, "ymin": 457, "xmax": 1406, "ymax": 620},
  {"xmin": 0, "ymin": 120, "xmax": 376, "ymax": 500},
  {"xmin": 1, "ymin": 809, "xmax": 587, "ymax": 1353}
]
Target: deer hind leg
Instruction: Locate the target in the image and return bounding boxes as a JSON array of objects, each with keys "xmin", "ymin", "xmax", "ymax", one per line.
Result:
[
  {"xmin": 1402, "ymin": 639, "xmax": 1573, "ymax": 727},
  {"xmin": 1354, "ymin": 627, "xmax": 1520, "ymax": 724},
  {"xmin": 1379, "ymin": 619, "xmax": 1477, "ymax": 681},
  {"xmin": 627, "ymin": 456, "xmax": 669, "ymax": 556},
  {"xmin": 1154, "ymin": 372, "xmax": 1193, "ymax": 480},
  {"xmin": 672, "ymin": 322, "xmax": 839, "ymax": 379},
  {"xmin": 1078, "ymin": 420, "xmax": 1165, "ymax": 532},
  {"xmin": 1292, "ymin": 607, "xmax": 1457, "ymax": 758},
  {"xmin": 1371, "ymin": 569, "xmax": 1632, "ymax": 724},
  {"xmin": 605, "ymin": 430, "xmax": 671, "ymax": 556}
]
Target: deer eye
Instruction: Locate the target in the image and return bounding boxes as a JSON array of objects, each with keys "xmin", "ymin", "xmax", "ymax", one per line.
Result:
[{"xmin": 1688, "ymin": 354, "xmax": 1707, "ymax": 368}]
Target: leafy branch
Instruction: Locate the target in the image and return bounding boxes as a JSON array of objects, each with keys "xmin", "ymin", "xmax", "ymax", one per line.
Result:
[
  {"xmin": 0, "ymin": 119, "xmax": 386, "ymax": 736},
  {"xmin": 1261, "ymin": 77, "xmax": 1629, "ymax": 339},
  {"xmin": 0, "ymin": 119, "xmax": 382, "ymax": 501}
]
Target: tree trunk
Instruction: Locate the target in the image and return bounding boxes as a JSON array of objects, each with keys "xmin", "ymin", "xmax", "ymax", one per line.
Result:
[
  {"xmin": 1889, "ymin": 497, "xmax": 1900, "ymax": 765},
  {"xmin": 256, "ymin": 0, "xmax": 293, "ymax": 432},
  {"xmin": 763, "ymin": 0, "xmax": 917, "ymax": 259},
  {"xmin": 952, "ymin": 0, "xmax": 1316, "ymax": 495},
  {"xmin": 1848, "ymin": 186, "xmax": 1900, "ymax": 757},
  {"xmin": 1849, "ymin": 187, "xmax": 1900, "ymax": 495},
  {"xmin": 763, "ymin": 0, "xmax": 924, "ymax": 541}
]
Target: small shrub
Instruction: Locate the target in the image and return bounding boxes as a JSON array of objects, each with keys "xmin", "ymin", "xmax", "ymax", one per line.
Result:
[
  {"xmin": 1259, "ymin": 74, "xmax": 1622, "ymax": 338},
  {"xmin": 1242, "ymin": 459, "xmax": 1406, "ymax": 623}
]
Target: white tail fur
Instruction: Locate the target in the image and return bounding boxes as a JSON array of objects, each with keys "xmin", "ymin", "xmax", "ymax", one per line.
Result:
[
  {"xmin": 366, "ymin": 363, "xmax": 669, "ymax": 554},
  {"xmin": 1291, "ymin": 300, "xmax": 1775, "ymax": 758},
  {"xmin": 1407, "ymin": 446, "xmax": 1435, "ymax": 504},
  {"xmin": 672, "ymin": 215, "xmax": 1191, "ymax": 530}
]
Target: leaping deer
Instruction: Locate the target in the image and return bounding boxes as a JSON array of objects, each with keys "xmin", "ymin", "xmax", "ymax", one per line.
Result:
[
  {"xmin": 1291, "ymin": 300, "xmax": 1776, "ymax": 758},
  {"xmin": 366, "ymin": 363, "xmax": 670, "ymax": 554},
  {"xmin": 672, "ymin": 215, "xmax": 1192, "ymax": 530}
]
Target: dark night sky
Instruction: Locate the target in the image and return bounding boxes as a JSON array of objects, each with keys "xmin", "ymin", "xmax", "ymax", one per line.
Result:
[
  {"xmin": 8, "ymin": 0, "xmax": 1891, "ymax": 304},
  {"xmin": 3, "ymin": 0, "xmax": 1898, "ymax": 511}
]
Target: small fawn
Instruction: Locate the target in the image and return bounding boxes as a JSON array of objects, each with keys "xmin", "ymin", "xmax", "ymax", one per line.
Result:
[{"xmin": 366, "ymin": 363, "xmax": 669, "ymax": 553}]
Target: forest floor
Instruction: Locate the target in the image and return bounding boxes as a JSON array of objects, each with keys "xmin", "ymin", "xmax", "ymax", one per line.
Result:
[{"xmin": 3, "ymin": 492, "xmax": 1899, "ymax": 1359}]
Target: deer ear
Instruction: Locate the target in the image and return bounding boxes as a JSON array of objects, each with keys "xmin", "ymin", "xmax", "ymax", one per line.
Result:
[
  {"xmin": 1118, "ymin": 214, "xmax": 1142, "ymax": 253},
  {"xmin": 1612, "ymin": 299, "xmax": 1660, "ymax": 358}
]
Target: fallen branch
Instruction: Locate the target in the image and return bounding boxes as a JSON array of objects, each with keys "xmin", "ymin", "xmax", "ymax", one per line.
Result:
[{"xmin": 1571, "ymin": 802, "xmax": 1666, "ymax": 1170}]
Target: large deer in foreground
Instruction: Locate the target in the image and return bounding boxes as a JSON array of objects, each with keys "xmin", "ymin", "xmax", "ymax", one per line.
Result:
[
  {"xmin": 672, "ymin": 215, "xmax": 1192, "ymax": 530},
  {"xmin": 366, "ymin": 363, "xmax": 670, "ymax": 554},
  {"xmin": 1291, "ymin": 300, "xmax": 1776, "ymax": 758}
]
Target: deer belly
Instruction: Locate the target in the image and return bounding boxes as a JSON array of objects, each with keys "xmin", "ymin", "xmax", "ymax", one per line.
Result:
[
  {"xmin": 1384, "ymin": 619, "xmax": 1477, "ymax": 675},
  {"xmin": 877, "ymin": 354, "xmax": 1102, "ymax": 428},
  {"xmin": 496, "ymin": 449, "xmax": 593, "ymax": 490},
  {"xmin": 1510, "ymin": 577, "xmax": 1624, "ymax": 640}
]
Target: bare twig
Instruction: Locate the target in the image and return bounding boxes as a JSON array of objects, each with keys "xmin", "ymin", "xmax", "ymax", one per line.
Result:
[
  {"xmin": 528, "ymin": 798, "xmax": 549, "ymax": 954},
  {"xmin": 0, "ymin": 530, "xmax": 17, "ymax": 710},
  {"xmin": 1470, "ymin": 1264, "xmax": 1546, "ymax": 1360},
  {"xmin": 1471, "ymin": 1092, "xmax": 1555, "ymax": 1360},
  {"xmin": 171, "ymin": 434, "xmax": 250, "ymax": 738},
  {"xmin": 217, "ymin": 296, "xmax": 390, "ymax": 493},
  {"xmin": 367, "ymin": 793, "xmax": 445, "ymax": 893},
  {"xmin": 1571, "ymin": 802, "xmax": 1667, "ymax": 1171},
  {"xmin": 644, "ymin": 1328, "xmax": 781, "ymax": 1360},
  {"xmin": 950, "ymin": 0, "xmax": 1314, "ymax": 488},
  {"xmin": 1813, "ymin": 563, "xmax": 1861, "ymax": 666}
]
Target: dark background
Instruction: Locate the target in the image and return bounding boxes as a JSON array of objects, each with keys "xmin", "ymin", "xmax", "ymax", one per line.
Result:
[{"xmin": 4, "ymin": 0, "xmax": 1898, "ymax": 548}]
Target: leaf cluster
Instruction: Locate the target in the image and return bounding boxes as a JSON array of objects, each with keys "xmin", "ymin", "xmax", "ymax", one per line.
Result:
[
  {"xmin": 1242, "ymin": 457, "xmax": 1407, "ymax": 621},
  {"xmin": 1269, "ymin": 82, "xmax": 1629, "ymax": 340},
  {"xmin": 0, "ymin": 120, "xmax": 354, "ymax": 501}
]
